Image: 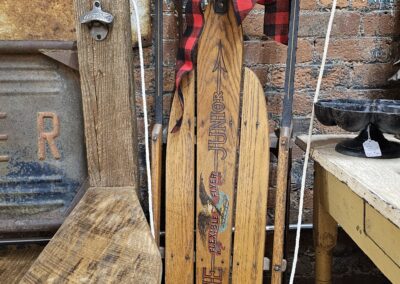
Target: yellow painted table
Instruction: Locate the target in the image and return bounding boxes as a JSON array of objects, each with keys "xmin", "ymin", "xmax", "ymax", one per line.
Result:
[{"xmin": 296, "ymin": 135, "xmax": 400, "ymax": 284}]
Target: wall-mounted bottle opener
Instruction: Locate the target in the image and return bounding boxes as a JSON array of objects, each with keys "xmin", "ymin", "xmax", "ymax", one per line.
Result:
[{"xmin": 80, "ymin": 0, "xmax": 114, "ymax": 41}]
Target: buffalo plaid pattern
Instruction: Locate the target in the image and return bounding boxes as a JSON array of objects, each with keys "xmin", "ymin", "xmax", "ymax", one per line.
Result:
[
  {"xmin": 263, "ymin": 0, "xmax": 290, "ymax": 44},
  {"xmin": 172, "ymin": 0, "xmax": 203, "ymax": 132},
  {"xmin": 172, "ymin": 0, "xmax": 290, "ymax": 132}
]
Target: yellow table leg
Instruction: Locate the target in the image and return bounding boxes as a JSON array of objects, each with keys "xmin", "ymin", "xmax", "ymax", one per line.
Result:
[{"xmin": 314, "ymin": 163, "xmax": 338, "ymax": 284}]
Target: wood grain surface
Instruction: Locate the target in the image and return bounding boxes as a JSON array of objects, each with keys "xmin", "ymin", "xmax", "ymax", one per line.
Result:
[
  {"xmin": 21, "ymin": 187, "xmax": 162, "ymax": 284},
  {"xmin": 195, "ymin": 2, "xmax": 243, "ymax": 283},
  {"xmin": 165, "ymin": 72, "xmax": 196, "ymax": 283},
  {"xmin": 74, "ymin": 0, "xmax": 139, "ymax": 187},
  {"xmin": 0, "ymin": 0, "xmax": 151, "ymax": 46},
  {"xmin": 271, "ymin": 135, "xmax": 290, "ymax": 284},
  {"xmin": 231, "ymin": 68, "xmax": 270, "ymax": 284},
  {"xmin": 0, "ymin": 245, "xmax": 44, "ymax": 284},
  {"xmin": 21, "ymin": 0, "xmax": 162, "ymax": 282},
  {"xmin": 151, "ymin": 123, "xmax": 163, "ymax": 246}
]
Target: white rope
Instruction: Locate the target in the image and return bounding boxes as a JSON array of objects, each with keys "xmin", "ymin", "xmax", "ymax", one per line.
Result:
[
  {"xmin": 131, "ymin": 0, "xmax": 155, "ymax": 238},
  {"xmin": 289, "ymin": 1, "xmax": 337, "ymax": 282}
]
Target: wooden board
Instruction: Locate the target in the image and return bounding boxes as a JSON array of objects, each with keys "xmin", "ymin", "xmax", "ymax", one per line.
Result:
[
  {"xmin": 296, "ymin": 134, "xmax": 400, "ymax": 228},
  {"xmin": 231, "ymin": 68, "xmax": 270, "ymax": 283},
  {"xmin": 21, "ymin": 187, "xmax": 162, "ymax": 283},
  {"xmin": 74, "ymin": 0, "xmax": 138, "ymax": 188},
  {"xmin": 151, "ymin": 123, "xmax": 163, "ymax": 246},
  {"xmin": 365, "ymin": 203, "xmax": 400, "ymax": 266},
  {"xmin": 165, "ymin": 72, "xmax": 196, "ymax": 283},
  {"xmin": 22, "ymin": 0, "xmax": 162, "ymax": 282},
  {"xmin": 0, "ymin": 0, "xmax": 151, "ymax": 46},
  {"xmin": 195, "ymin": 2, "xmax": 243, "ymax": 283},
  {"xmin": 0, "ymin": 245, "xmax": 43, "ymax": 284}
]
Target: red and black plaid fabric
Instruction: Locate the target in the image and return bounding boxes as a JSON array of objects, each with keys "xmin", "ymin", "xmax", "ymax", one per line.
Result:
[
  {"xmin": 172, "ymin": 0, "xmax": 291, "ymax": 132},
  {"xmin": 262, "ymin": 0, "xmax": 290, "ymax": 44},
  {"xmin": 171, "ymin": 0, "xmax": 204, "ymax": 132}
]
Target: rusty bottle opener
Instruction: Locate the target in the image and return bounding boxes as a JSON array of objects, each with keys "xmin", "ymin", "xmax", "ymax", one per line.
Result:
[{"xmin": 80, "ymin": 0, "xmax": 114, "ymax": 41}]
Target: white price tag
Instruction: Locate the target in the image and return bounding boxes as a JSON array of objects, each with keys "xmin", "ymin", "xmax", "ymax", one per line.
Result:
[{"xmin": 363, "ymin": 139, "xmax": 382, "ymax": 158}]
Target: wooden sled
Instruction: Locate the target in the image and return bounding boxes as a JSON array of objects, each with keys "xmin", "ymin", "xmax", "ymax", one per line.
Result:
[
  {"xmin": 20, "ymin": 0, "xmax": 162, "ymax": 283},
  {"xmin": 165, "ymin": 1, "xmax": 270, "ymax": 283}
]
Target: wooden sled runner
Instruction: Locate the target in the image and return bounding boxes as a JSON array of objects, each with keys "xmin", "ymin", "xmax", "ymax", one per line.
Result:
[
  {"xmin": 165, "ymin": 1, "xmax": 270, "ymax": 283},
  {"xmin": 21, "ymin": 0, "xmax": 162, "ymax": 283}
]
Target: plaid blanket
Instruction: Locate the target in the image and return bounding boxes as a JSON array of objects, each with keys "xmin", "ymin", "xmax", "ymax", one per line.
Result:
[{"xmin": 172, "ymin": 0, "xmax": 290, "ymax": 132}]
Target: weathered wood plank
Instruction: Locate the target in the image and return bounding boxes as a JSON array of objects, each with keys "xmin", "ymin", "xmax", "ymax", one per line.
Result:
[
  {"xmin": 0, "ymin": 244, "xmax": 43, "ymax": 284},
  {"xmin": 21, "ymin": 0, "xmax": 162, "ymax": 282},
  {"xmin": 365, "ymin": 204, "xmax": 400, "ymax": 266},
  {"xmin": 151, "ymin": 123, "xmax": 163, "ymax": 246},
  {"xmin": 195, "ymin": 2, "xmax": 243, "ymax": 283},
  {"xmin": 21, "ymin": 187, "xmax": 162, "ymax": 283},
  {"xmin": 74, "ymin": 0, "xmax": 138, "ymax": 187},
  {"xmin": 231, "ymin": 68, "xmax": 270, "ymax": 283},
  {"xmin": 165, "ymin": 72, "xmax": 196, "ymax": 283},
  {"xmin": 0, "ymin": 0, "xmax": 151, "ymax": 45}
]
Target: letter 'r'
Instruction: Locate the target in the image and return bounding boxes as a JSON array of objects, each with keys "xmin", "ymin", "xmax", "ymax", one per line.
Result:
[{"xmin": 37, "ymin": 112, "xmax": 61, "ymax": 160}]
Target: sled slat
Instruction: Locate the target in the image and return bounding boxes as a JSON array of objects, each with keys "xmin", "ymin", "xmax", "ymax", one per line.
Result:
[
  {"xmin": 165, "ymin": 72, "xmax": 196, "ymax": 284},
  {"xmin": 196, "ymin": 2, "xmax": 243, "ymax": 283},
  {"xmin": 232, "ymin": 68, "xmax": 270, "ymax": 283}
]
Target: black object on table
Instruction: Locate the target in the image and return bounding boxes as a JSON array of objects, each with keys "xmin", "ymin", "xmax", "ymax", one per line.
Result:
[{"xmin": 315, "ymin": 99, "xmax": 400, "ymax": 159}]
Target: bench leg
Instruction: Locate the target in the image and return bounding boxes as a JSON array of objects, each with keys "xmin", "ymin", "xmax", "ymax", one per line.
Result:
[{"xmin": 314, "ymin": 163, "xmax": 338, "ymax": 284}]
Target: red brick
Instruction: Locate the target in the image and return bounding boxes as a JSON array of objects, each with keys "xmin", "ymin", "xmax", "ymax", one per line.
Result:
[
  {"xmin": 318, "ymin": 89, "xmax": 400, "ymax": 101},
  {"xmin": 300, "ymin": 0, "xmax": 317, "ymax": 10},
  {"xmin": 314, "ymin": 38, "xmax": 392, "ymax": 62},
  {"xmin": 320, "ymin": 0, "xmax": 349, "ymax": 8},
  {"xmin": 134, "ymin": 67, "xmax": 155, "ymax": 92},
  {"xmin": 135, "ymin": 93, "xmax": 154, "ymax": 116},
  {"xmin": 270, "ymin": 65, "xmax": 351, "ymax": 90},
  {"xmin": 298, "ymin": 12, "xmax": 361, "ymax": 37},
  {"xmin": 363, "ymin": 12, "xmax": 400, "ymax": 36},
  {"xmin": 163, "ymin": 93, "xmax": 173, "ymax": 116},
  {"xmin": 133, "ymin": 66, "xmax": 175, "ymax": 93},
  {"xmin": 132, "ymin": 46, "xmax": 153, "ymax": 67},
  {"xmin": 297, "ymin": 39, "xmax": 314, "ymax": 63},
  {"xmin": 163, "ymin": 66, "xmax": 176, "ymax": 92},
  {"xmin": 265, "ymin": 91, "xmax": 313, "ymax": 115},
  {"xmin": 244, "ymin": 38, "xmax": 313, "ymax": 64},
  {"xmin": 351, "ymin": 63, "xmax": 396, "ymax": 88},
  {"xmin": 242, "ymin": 13, "xmax": 264, "ymax": 38},
  {"xmin": 163, "ymin": 13, "xmax": 179, "ymax": 40},
  {"xmin": 293, "ymin": 92, "xmax": 313, "ymax": 115},
  {"xmin": 248, "ymin": 66, "xmax": 271, "ymax": 87},
  {"xmin": 163, "ymin": 40, "xmax": 178, "ymax": 66},
  {"xmin": 352, "ymin": 0, "xmax": 368, "ymax": 8},
  {"xmin": 163, "ymin": 0, "xmax": 178, "ymax": 13},
  {"xmin": 314, "ymin": 121, "xmax": 347, "ymax": 134},
  {"xmin": 244, "ymin": 40, "xmax": 286, "ymax": 64},
  {"xmin": 265, "ymin": 92, "xmax": 282, "ymax": 115}
]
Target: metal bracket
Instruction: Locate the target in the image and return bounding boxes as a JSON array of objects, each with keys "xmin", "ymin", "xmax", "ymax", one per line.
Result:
[
  {"xmin": 214, "ymin": 0, "xmax": 228, "ymax": 14},
  {"xmin": 272, "ymin": 259, "xmax": 288, "ymax": 272},
  {"xmin": 80, "ymin": 0, "xmax": 114, "ymax": 41}
]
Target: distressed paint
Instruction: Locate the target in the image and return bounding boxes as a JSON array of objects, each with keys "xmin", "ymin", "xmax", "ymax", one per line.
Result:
[
  {"xmin": 0, "ymin": 54, "xmax": 87, "ymax": 233},
  {"xmin": 0, "ymin": 0, "xmax": 151, "ymax": 46}
]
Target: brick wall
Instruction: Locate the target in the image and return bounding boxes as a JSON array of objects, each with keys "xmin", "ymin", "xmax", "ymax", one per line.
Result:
[
  {"xmin": 134, "ymin": 0, "xmax": 399, "ymax": 217},
  {"xmin": 133, "ymin": 0, "xmax": 398, "ymax": 281}
]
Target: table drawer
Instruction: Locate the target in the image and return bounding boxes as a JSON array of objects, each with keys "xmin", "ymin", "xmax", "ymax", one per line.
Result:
[{"xmin": 364, "ymin": 203, "xmax": 400, "ymax": 267}]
